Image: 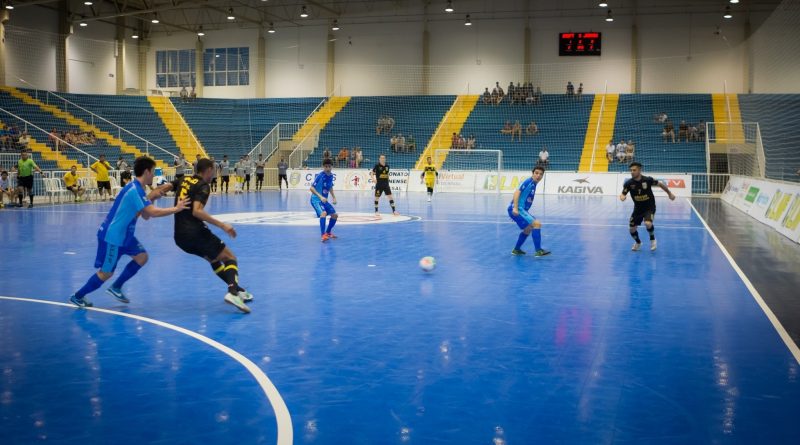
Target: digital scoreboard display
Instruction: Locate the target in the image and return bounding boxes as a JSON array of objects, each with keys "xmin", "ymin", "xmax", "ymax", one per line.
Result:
[{"xmin": 559, "ymin": 32, "xmax": 602, "ymax": 56}]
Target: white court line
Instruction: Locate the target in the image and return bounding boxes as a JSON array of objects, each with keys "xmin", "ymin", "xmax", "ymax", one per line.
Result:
[
  {"xmin": 421, "ymin": 219, "xmax": 705, "ymax": 230},
  {"xmin": 0, "ymin": 295, "xmax": 293, "ymax": 445},
  {"xmin": 688, "ymin": 203, "xmax": 800, "ymax": 365}
]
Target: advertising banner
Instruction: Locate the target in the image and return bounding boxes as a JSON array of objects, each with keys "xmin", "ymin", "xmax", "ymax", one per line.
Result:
[
  {"xmin": 547, "ymin": 172, "xmax": 618, "ymax": 196},
  {"xmin": 721, "ymin": 175, "xmax": 800, "ymax": 245},
  {"xmin": 615, "ymin": 173, "xmax": 693, "ymax": 198},
  {"xmin": 288, "ymin": 169, "xmax": 410, "ymax": 192}
]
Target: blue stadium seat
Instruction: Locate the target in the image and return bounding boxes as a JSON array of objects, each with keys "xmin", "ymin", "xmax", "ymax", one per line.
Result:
[{"xmin": 739, "ymin": 94, "xmax": 800, "ymax": 182}]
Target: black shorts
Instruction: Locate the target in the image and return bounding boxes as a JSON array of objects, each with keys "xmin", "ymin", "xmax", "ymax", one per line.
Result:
[
  {"xmin": 245, "ymin": 174, "xmax": 251, "ymax": 182},
  {"xmin": 257, "ymin": 173, "xmax": 264, "ymax": 180},
  {"xmin": 67, "ymin": 185, "xmax": 79, "ymax": 192},
  {"xmin": 374, "ymin": 182, "xmax": 392, "ymax": 197},
  {"xmin": 18, "ymin": 175, "xmax": 33, "ymax": 190},
  {"xmin": 630, "ymin": 206, "xmax": 656, "ymax": 227},
  {"xmin": 97, "ymin": 181, "xmax": 111, "ymax": 191},
  {"xmin": 278, "ymin": 174, "xmax": 287, "ymax": 180},
  {"xmin": 175, "ymin": 229, "xmax": 226, "ymax": 260},
  {"xmin": 221, "ymin": 176, "xmax": 229, "ymax": 184}
]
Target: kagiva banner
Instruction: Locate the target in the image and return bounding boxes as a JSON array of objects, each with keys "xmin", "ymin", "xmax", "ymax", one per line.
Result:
[{"xmin": 547, "ymin": 172, "xmax": 619, "ymax": 196}]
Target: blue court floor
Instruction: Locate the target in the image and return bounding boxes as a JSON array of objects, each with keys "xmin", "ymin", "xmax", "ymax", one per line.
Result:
[{"xmin": 1, "ymin": 190, "xmax": 799, "ymax": 444}]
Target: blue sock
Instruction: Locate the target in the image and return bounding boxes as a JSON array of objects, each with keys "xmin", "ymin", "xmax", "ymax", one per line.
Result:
[
  {"xmin": 75, "ymin": 274, "xmax": 105, "ymax": 299},
  {"xmin": 319, "ymin": 217, "xmax": 326, "ymax": 235},
  {"xmin": 515, "ymin": 232, "xmax": 528, "ymax": 250},
  {"xmin": 326, "ymin": 217, "xmax": 337, "ymax": 234},
  {"xmin": 112, "ymin": 261, "xmax": 142, "ymax": 290},
  {"xmin": 532, "ymin": 228, "xmax": 542, "ymax": 251}
]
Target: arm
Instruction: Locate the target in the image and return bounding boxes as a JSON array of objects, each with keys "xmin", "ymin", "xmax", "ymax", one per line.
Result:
[
  {"xmin": 657, "ymin": 181, "xmax": 676, "ymax": 201},
  {"xmin": 329, "ymin": 188, "xmax": 337, "ymax": 205},
  {"xmin": 309, "ymin": 186, "xmax": 327, "ymax": 202},
  {"xmin": 192, "ymin": 200, "xmax": 237, "ymax": 238},
  {"xmin": 511, "ymin": 190, "xmax": 521, "ymax": 215},
  {"xmin": 141, "ymin": 197, "xmax": 189, "ymax": 218},
  {"xmin": 147, "ymin": 182, "xmax": 174, "ymax": 201}
]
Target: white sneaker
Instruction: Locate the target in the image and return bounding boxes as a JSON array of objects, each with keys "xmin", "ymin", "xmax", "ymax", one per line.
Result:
[
  {"xmin": 239, "ymin": 290, "xmax": 254, "ymax": 302},
  {"xmin": 224, "ymin": 293, "xmax": 251, "ymax": 313},
  {"xmin": 631, "ymin": 242, "xmax": 641, "ymax": 251},
  {"xmin": 427, "ymin": 196, "xmax": 431, "ymax": 202},
  {"xmin": 650, "ymin": 239, "xmax": 657, "ymax": 251}
]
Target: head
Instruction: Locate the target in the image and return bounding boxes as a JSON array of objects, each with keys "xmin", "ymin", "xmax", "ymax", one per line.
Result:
[
  {"xmin": 20, "ymin": 151, "xmax": 29, "ymax": 160},
  {"xmin": 629, "ymin": 162, "xmax": 643, "ymax": 179},
  {"xmin": 134, "ymin": 156, "xmax": 157, "ymax": 185},
  {"xmin": 426, "ymin": 156, "xmax": 432, "ymax": 165},
  {"xmin": 1, "ymin": 171, "xmax": 8, "ymax": 180},
  {"xmin": 195, "ymin": 158, "xmax": 215, "ymax": 182},
  {"xmin": 322, "ymin": 158, "xmax": 333, "ymax": 174},
  {"xmin": 70, "ymin": 165, "xmax": 77, "ymax": 174},
  {"xmin": 259, "ymin": 154, "xmax": 263, "ymax": 160},
  {"xmin": 119, "ymin": 156, "xmax": 124, "ymax": 161},
  {"xmin": 99, "ymin": 154, "xmax": 106, "ymax": 162},
  {"xmin": 532, "ymin": 166, "xmax": 545, "ymax": 183},
  {"xmin": 223, "ymin": 155, "xmax": 228, "ymax": 160},
  {"xmin": 280, "ymin": 157, "xmax": 285, "ymax": 162},
  {"xmin": 379, "ymin": 154, "xmax": 386, "ymax": 165},
  {"xmin": 196, "ymin": 154, "xmax": 201, "ymax": 160},
  {"xmin": 125, "ymin": 164, "xmax": 131, "ymax": 171}
]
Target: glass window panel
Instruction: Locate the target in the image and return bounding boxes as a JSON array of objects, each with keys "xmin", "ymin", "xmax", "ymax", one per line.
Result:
[
  {"xmin": 156, "ymin": 74, "xmax": 167, "ymax": 88},
  {"xmin": 178, "ymin": 50, "xmax": 191, "ymax": 72},
  {"xmin": 167, "ymin": 51, "xmax": 178, "ymax": 73},
  {"xmin": 203, "ymin": 72, "xmax": 214, "ymax": 87},
  {"xmin": 239, "ymin": 48, "xmax": 249, "ymax": 70},
  {"xmin": 167, "ymin": 74, "xmax": 178, "ymax": 88},
  {"xmin": 239, "ymin": 71, "xmax": 249, "ymax": 86},
  {"xmin": 156, "ymin": 51, "xmax": 167, "ymax": 74},
  {"xmin": 215, "ymin": 71, "xmax": 227, "ymax": 86},
  {"xmin": 203, "ymin": 49, "xmax": 214, "ymax": 72},
  {"xmin": 227, "ymin": 71, "xmax": 239, "ymax": 86},
  {"xmin": 215, "ymin": 48, "xmax": 226, "ymax": 71}
]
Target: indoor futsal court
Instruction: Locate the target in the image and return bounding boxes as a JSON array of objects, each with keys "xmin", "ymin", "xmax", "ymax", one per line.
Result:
[{"xmin": 2, "ymin": 191, "xmax": 800, "ymax": 444}]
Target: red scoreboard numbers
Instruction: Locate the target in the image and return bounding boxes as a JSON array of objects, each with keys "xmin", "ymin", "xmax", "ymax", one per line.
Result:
[{"xmin": 559, "ymin": 32, "xmax": 602, "ymax": 56}]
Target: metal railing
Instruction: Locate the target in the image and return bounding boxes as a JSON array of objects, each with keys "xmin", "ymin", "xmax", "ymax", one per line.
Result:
[
  {"xmin": 0, "ymin": 108, "xmax": 99, "ymax": 167},
  {"xmin": 247, "ymin": 123, "xmax": 302, "ymax": 160},
  {"xmin": 288, "ymin": 124, "xmax": 321, "ymax": 168},
  {"xmin": 161, "ymin": 97, "xmax": 205, "ymax": 156}
]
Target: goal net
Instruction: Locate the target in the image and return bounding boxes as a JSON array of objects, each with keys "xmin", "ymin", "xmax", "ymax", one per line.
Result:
[{"xmin": 433, "ymin": 148, "xmax": 502, "ymax": 194}]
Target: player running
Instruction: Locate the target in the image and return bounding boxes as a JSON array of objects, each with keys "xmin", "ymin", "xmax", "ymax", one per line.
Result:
[
  {"xmin": 420, "ymin": 156, "xmax": 439, "ymax": 202},
  {"xmin": 68, "ymin": 157, "xmax": 188, "ymax": 308},
  {"xmin": 508, "ymin": 166, "xmax": 550, "ymax": 257},
  {"xmin": 371, "ymin": 154, "xmax": 399, "ymax": 217},
  {"xmin": 620, "ymin": 162, "xmax": 675, "ymax": 251},
  {"xmin": 310, "ymin": 158, "xmax": 339, "ymax": 242}
]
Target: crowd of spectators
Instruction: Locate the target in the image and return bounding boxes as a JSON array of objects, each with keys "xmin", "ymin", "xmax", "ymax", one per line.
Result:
[
  {"xmin": 605, "ymin": 139, "xmax": 636, "ymax": 163},
  {"xmin": 324, "ymin": 147, "xmax": 363, "ymax": 168},
  {"xmin": 450, "ymin": 133, "xmax": 476, "ymax": 150},
  {"xmin": 655, "ymin": 113, "xmax": 706, "ymax": 143},
  {"xmin": 0, "ymin": 122, "xmax": 29, "ymax": 152},
  {"xmin": 482, "ymin": 81, "xmax": 544, "ymax": 106}
]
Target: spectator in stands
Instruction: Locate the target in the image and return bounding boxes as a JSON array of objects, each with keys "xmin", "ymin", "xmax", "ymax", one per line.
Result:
[
  {"xmin": 116, "ymin": 156, "xmax": 129, "ymax": 171},
  {"xmin": 625, "ymin": 140, "xmax": 636, "ymax": 162},
  {"xmin": 491, "ymin": 87, "xmax": 499, "ymax": 105},
  {"xmin": 406, "ymin": 135, "xmax": 416, "ymax": 152},
  {"xmin": 482, "ymin": 88, "xmax": 491, "ymax": 105},
  {"xmin": 0, "ymin": 170, "xmax": 18, "ymax": 208},
  {"xmin": 616, "ymin": 140, "xmax": 627, "ymax": 163},
  {"xmin": 526, "ymin": 121, "xmax": 539, "ymax": 136},
  {"xmin": 91, "ymin": 154, "xmax": 114, "ymax": 201},
  {"xmin": 190, "ymin": 86, "xmax": 197, "ymax": 101},
  {"xmin": 663, "ymin": 120, "xmax": 676, "ymax": 143},
  {"xmin": 688, "ymin": 123, "xmax": 699, "ymax": 142},
  {"xmin": 606, "ymin": 139, "xmax": 616, "ymax": 162},
  {"xmin": 8, "ymin": 125, "xmax": 20, "ymax": 144},
  {"xmin": 495, "ymin": 82, "xmax": 505, "ymax": 104},
  {"xmin": 0, "ymin": 128, "xmax": 10, "ymax": 152},
  {"xmin": 322, "ymin": 148, "xmax": 332, "ymax": 160},
  {"xmin": 337, "ymin": 147, "xmax": 349, "ymax": 167},
  {"xmin": 378, "ymin": 116, "xmax": 395, "ymax": 134},
  {"xmin": 376, "ymin": 116, "xmax": 386, "ymax": 135},
  {"xmin": 525, "ymin": 90, "xmax": 535, "ymax": 105},
  {"xmin": 47, "ymin": 129, "xmax": 59, "ymax": 151},
  {"xmin": 566, "ymin": 81, "xmax": 574, "ymax": 96},
  {"xmin": 679, "ymin": 120, "xmax": 689, "ymax": 142},
  {"xmin": 457, "ymin": 134, "xmax": 467, "ymax": 149},
  {"xmin": 119, "ymin": 164, "xmax": 133, "ymax": 187},
  {"xmin": 467, "ymin": 134, "xmax": 476, "ymax": 150},
  {"xmin": 697, "ymin": 120, "xmax": 706, "ymax": 141},
  {"xmin": 534, "ymin": 86, "xmax": 542, "ymax": 105},
  {"xmin": 355, "ymin": 147, "xmax": 363, "ymax": 168},
  {"xmin": 18, "ymin": 132, "xmax": 30, "ymax": 150},
  {"xmin": 538, "ymin": 147, "xmax": 549, "ymax": 168},
  {"xmin": 577, "ymin": 83, "xmax": 583, "ymax": 100},
  {"xmin": 180, "ymin": 86, "xmax": 189, "ymax": 103},
  {"xmin": 515, "ymin": 82, "xmax": 524, "ymax": 104},
  {"xmin": 64, "ymin": 131, "xmax": 76, "ymax": 145},
  {"xmin": 397, "ymin": 134, "xmax": 406, "ymax": 153},
  {"xmin": 656, "ymin": 112, "xmax": 668, "ymax": 123},
  {"xmin": 451, "ymin": 132, "xmax": 460, "ymax": 149},
  {"xmin": 512, "ymin": 121, "xmax": 523, "ymax": 142},
  {"xmin": 507, "ymin": 82, "xmax": 516, "ymax": 105},
  {"xmin": 390, "ymin": 135, "xmax": 398, "ymax": 152},
  {"xmin": 500, "ymin": 122, "xmax": 513, "ymax": 137},
  {"xmin": 349, "ymin": 148, "xmax": 357, "ymax": 167}
]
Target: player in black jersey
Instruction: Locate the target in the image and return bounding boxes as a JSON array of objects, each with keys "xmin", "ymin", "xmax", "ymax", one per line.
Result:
[
  {"xmin": 620, "ymin": 162, "xmax": 676, "ymax": 251},
  {"xmin": 160, "ymin": 158, "xmax": 254, "ymax": 313},
  {"xmin": 371, "ymin": 154, "xmax": 399, "ymax": 217}
]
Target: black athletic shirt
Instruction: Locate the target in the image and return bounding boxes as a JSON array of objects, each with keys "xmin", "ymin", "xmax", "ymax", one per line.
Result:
[
  {"xmin": 372, "ymin": 164, "xmax": 390, "ymax": 184},
  {"xmin": 622, "ymin": 176, "xmax": 658, "ymax": 208},
  {"xmin": 171, "ymin": 175, "xmax": 211, "ymax": 235}
]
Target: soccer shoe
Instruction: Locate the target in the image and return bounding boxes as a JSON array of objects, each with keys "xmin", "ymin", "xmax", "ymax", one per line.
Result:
[
  {"xmin": 321, "ymin": 233, "xmax": 330, "ymax": 242},
  {"xmin": 69, "ymin": 294, "xmax": 93, "ymax": 308},
  {"xmin": 27, "ymin": 203, "xmax": 33, "ymax": 208},
  {"xmin": 650, "ymin": 239, "xmax": 658, "ymax": 251},
  {"xmin": 106, "ymin": 287, "xmax": 130, "ymax": 304},
  {"xmin": 534, "ymin": 249, "xmax": 551, "ymax": 257},
  {"xmin": 393, "ymin": 211, "xmax": 400, "ymax": 216},
  {"xmin": 427, "ymin": 196, "xmax": 431, "ymax": 202},
  {"xmin": 631, "ymin": 242, "xmax": 642, "ymax": 251},
  {"xmin": 327, "ymin": 232, "xmax": 338, "ymax": 239},
  {"xmin": 224, "ymin": 293, "xmax": 251, "ymax": 314},
  {"xmin": 239, "ymin": 290, "xmax": 254, "ymax": 302},
  {"xmin": 511, "ymin": 248, "xmax": 527, "ymax": 256}
]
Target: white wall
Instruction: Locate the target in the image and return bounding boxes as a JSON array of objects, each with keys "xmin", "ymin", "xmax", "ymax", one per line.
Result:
[
  {"xmin": 265, "ymin": 25, "xmax": 328, "ymax": 98},
  {"xmin": 4, "ymin": 7, "xmax": 59, "ymax": 90},
  {"xmin": 67, "ymin": 21, "xmax": 117, "ymax": 94},
  {"xmin": 123, "ymin": 41, "xmax": 139, "ymax": 90}
]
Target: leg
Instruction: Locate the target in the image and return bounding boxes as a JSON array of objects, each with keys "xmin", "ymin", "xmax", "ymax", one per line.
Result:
[
  {"xmin": 374, "ymin": 189, "xmax": 382, "ymax": 215},
  {"xmin": 530, "ymin": 220, "xmax": 548, "ymax": 255},
  {"xmin": 644, "ymin": 212, "xmax": 657, "ymax": 250},
  {"xmin": 629, "ymin": 213, "xmax": 643, "ymax": 251},
  {"xmin": 387, "ymin": 191, "xmax": 398, "ymax": 215}
]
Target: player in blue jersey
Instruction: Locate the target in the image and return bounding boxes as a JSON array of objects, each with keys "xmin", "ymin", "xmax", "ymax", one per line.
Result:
[
  {"xmin": 310, "ymin": 158, "xmax": 338, "ymax": 242},
  {"xmin": 508, "ymin": 166, "xmax": 550, "ymax": 256},
  {"xmin": 68, "ymin": 157, "xmax": 189, "ymax": 308}
]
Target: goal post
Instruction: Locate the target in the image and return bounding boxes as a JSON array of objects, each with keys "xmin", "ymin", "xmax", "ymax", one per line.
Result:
[{"xmin": 433, "ymin": 149, "xmax": 503, "ymax": 194}]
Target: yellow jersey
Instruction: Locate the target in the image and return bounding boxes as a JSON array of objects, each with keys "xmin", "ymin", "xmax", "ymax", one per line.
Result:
[
  {"xmin": 64, "ymin": 171, "xmax": 79, "ymax": 187},
  {"xmin": 91, "ymin": 161, "xmax": 111, "ymax": 181},
  {"xmin": 423, "ymin": 164, "xmax": 438, "ymax": 184}
]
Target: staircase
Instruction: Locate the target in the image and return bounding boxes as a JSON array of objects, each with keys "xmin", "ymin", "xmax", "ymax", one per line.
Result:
[
  {"xmin": 292, "ymin": 97, "xmax": 351, "ymax": 142},
  {"xmin": 415, "ymin": 95, "xmax": 479, "ymax": 169},
  {"xmin": 578, "ymin": 94, "xmax": 619, "ymax": 172},
  {"xmin": 29, "ymin": 138, "xmax": 75, "ymax": 170},
  {"xmin": 712, "ymin": 94, "xmax": 745, "ymax": 143},
  {"xmin": 1, "ymin": 87, "xmax": 166, "ymax": 169},
  {"xmin": 147, "ymin": 96, "xmax": 207, "ymax": 159}
]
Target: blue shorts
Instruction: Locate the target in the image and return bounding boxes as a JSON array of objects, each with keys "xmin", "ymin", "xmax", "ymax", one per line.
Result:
[
  {"xmin": 311, "ymin": 199, "xmax": 336, "ymax": 217},
  {"xmin": 93, "ymin": 235, "xmax": 146, "ymax": 274},
  {"xmin": 508, "ymin": 207, "xmax": 535, "ymax": 230}
]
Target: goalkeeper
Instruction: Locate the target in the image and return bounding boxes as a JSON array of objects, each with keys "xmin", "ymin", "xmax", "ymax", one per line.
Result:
[{"xmin": 420, "ymin": 156, "xmax": 439, "ymax": 202}]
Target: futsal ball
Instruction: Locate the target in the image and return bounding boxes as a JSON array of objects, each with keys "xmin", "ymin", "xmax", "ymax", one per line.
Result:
[{"xmin": 419, "ymin": 256, "xmax": 436, "ymax": 272}]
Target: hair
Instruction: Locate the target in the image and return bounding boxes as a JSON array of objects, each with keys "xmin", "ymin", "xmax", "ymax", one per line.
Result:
[
  {"xmin": 322, "ymin": 158, "xmax": 333, "ymax": 166},
  {"xmin": 533, "ymin": 166, "xmax": 546, "ymax": 174},
  {"xmin": 629, "ymin": 162, "xmax": 643, "ymax": 169},
  {"xmin": 0, "ymin": 170, "xmax": 7, "ymax": 175},
  {"xmin": 196, "ymin": 158, "xmax": 214, "ymax": 173},
  {"xmin": 133, "ymin": 156, "xmax": 156, "ymax": 176},
  {"xmin": 99, "ymin": 153, "xmax": 106, "ymax": 158}
]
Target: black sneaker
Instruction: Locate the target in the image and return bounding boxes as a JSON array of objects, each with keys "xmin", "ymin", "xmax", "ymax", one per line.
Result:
[
  {"xmin": 511, "ymin": 249, "xmax": 526, "ymax": 256},
  {"xmin": 534, "ymin": 249, "xmax": 551, "ymax": 257}
]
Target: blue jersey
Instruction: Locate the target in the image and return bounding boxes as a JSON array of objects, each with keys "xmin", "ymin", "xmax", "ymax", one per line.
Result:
[
  {"xmin": 311, "ymin": 171, "xmax": 334, "ymax": 200},
  {"xmin": 98, "ymin": 180, "xmax": 150, "ymax": 246},
  {"xmin": 508, "ymin": 177, "xmax": 538, "ymax": 212}
]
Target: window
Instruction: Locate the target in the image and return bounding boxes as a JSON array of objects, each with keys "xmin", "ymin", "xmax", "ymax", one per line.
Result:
[
  {"xmin": 155, "ymin": 49, "xmax": 196, "ymax": 88},
  {"xmin": 203, "ymin": 47, "xmax": 249, "ymax": 87}
]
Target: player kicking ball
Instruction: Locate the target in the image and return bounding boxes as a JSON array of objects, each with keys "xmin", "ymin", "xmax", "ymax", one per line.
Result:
[
  {"xmin": 508, "ymin": 166, "xmax": 550, "ymax": 257},
  {"xmin": 620, "ymin": 162, "xmax": 675, "ymax": 251},
  {"xmin": 310, "ymin": 158, "xmax": 338, "ymax": 242},
  {"xmin": 160, "ymin": 158, "xmax": 255, "ymax": 313}
]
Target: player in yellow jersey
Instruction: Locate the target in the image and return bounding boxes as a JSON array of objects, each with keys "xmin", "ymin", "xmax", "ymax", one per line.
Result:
[
  {"xmin": 63, "ymin": 165, "xmax": 86, "ymax": 202},
  {"xmin": 420, "ymin": 156, "xmax": 439, "ymax": 202}
]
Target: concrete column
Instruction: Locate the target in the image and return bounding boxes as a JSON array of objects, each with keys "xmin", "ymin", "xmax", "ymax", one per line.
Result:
[
  {"xmin": 0, "ymin": 11, "xmax": 9, "ymax": 86},
  {"xmin": 256, "ymin": 30, "xmax": 265, "ymax": 98},
  {"xmin": 56, "ymin": 0, "xmax": 70, "ymax": 92},
  {"xmin": 195, "ymin": 37, "xmax": 203, "ymax": 96},
  {"xmin": 743, "ymin": 18, "xmax": 753, "ymax": 94},
  {"xmin": 115, "ymin": 17, "xmax": 125, "ymax": 94},
  {"xmin": 422, "ymin": 23, "xmax": 430, "ymax": 96},
  {"xmin": 523, "ymin": 24, "xmax": 531, "ymax": 83},
  {"xmin": 325, "ymin": 32, "xmax": 335, "ymax": 96},
  {"xmin": 138, "ymin": 39, "xmax": 148, "ymax": 92},
  {"xmin": 631, "ymin": 23, "xmax": 641, "ymax": 93}
]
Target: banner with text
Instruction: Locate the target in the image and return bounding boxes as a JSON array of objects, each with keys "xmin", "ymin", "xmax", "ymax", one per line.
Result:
[{"xmin": 721, "ymin": 175, "xmax": 800, "ymax": 244}]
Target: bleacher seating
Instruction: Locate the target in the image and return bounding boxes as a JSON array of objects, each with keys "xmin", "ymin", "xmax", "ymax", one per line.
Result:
[
  {"xmin": 457, "ymin": 95, "xmax": 595, "ymax": 171},
  {"xmin": 307, "ymin": 96, "xmax": 455, "ymax": 170},
  {"xmin": 738, "ymin": 94, "xmax": 800, "ymax": 183},
  {"xmin": 610, "ymin": 94, "xmax": 712, "ymax": 173},
  {"xmin": 172, "ymin": 97, "xmax": 322, "ymax": 160}
]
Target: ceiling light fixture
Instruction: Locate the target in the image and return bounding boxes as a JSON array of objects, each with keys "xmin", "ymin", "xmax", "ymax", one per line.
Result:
[
  {"xmin": 445, "ymin": 1, "xmax": 454, "ymax": 13},
  {"xmin": 464, "ymin": 14, "xmax": 471, "ymax": 26},
  {"xmin": 300, "ymin": 5, "xmax": 309, "ymax": 18},
  {"xmin": 723, "ymin": 5, "xmax": 732, "ymax": 19},
  {"xmin": 197, "ymin": 26, "xmax": 205, "ymax": 36},
  {"xmin": 268, "ymin": 22, "xmax": 276, "ymax": 33},
  {"xmin": 227, "ymin": 8, "xmax": 235, "ymax": 20},
  {"xmin": 331, "ymin": 19, "xmax": 340, "ymax": 31},
  {"xmin": 598, "ymin": 2, "xmax": 608, "ymax": 7},
  {"xmin": 132, "ymin": 34, "xmax": 139, "ymax": 39},
  {"xmin": 151, "ymin": 14, "xmax": 159, "ymax": 24},
  {"xmin": 5, "ymin": 1, "xmax": 13, "ymax": 10},
  {"xmin": 84, "ymin": 1, "xmax": 93, "ymax": 5},
  {"xmin": 605, "ymin": 10, "xmax": 614, "ymax": 22}
]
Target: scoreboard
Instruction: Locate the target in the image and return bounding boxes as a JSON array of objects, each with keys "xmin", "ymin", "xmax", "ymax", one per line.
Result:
[{"xmin": 559, "ymin": 32, "xmax": 602, "ymax": 56}]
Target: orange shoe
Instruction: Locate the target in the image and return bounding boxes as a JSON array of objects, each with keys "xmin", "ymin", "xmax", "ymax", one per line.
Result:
[
  {"xmin": 327, "ymin": 232, "xmax": 338, "ymax": 239},
  {"xmin": 321, "ymin": 233, "xmax": 330, "ymax": 242}
]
